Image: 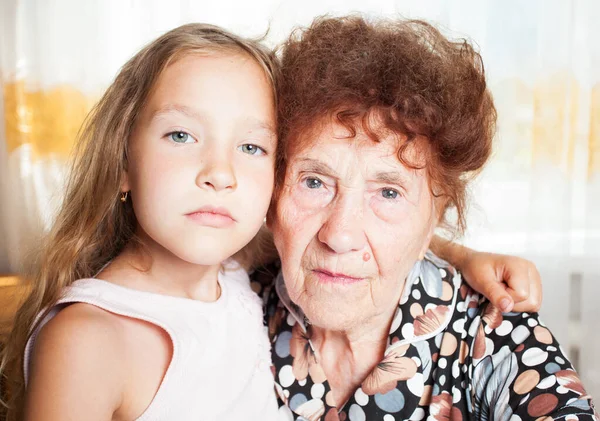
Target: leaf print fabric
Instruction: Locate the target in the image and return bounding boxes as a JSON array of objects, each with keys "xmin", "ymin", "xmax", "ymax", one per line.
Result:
[
  {"xmin": 361, "ymin": 344, "xmax": 417, "ymax": 395},
  {"xmin": 413, "ymin": 306, "xmax": 450, "ymax": 336},
  {"xmin": 471, "ymin": 306, "xmax": 597, "ymax": 420},
  {"xmin": 290, "ymin": 323, "xmax": 327, "ymax": 384},
  {"xmin": 252, "ymin": 254, "xmax": 598, "ymax": 421}
]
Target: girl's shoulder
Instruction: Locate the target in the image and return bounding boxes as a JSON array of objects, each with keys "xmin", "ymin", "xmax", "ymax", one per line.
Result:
[
  {"xmin": 37, "ymin": 300, "xmax": 126, "ymax": 349},
  {"xmin": 31, "ymin": 301, "xmax": 129, "ymax": 383},
  {"xmin": 25, "ymin": 302, "xmax": 126, "ymax": 419},
  {"xmin": 28, "ymin": 299, "xmax": 173, "ymax": 420}
]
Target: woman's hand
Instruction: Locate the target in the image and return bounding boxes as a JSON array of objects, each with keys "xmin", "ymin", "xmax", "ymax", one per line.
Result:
[{"xmin": 430, "ymin": 236, "xmax": 542, "ymax": 313}]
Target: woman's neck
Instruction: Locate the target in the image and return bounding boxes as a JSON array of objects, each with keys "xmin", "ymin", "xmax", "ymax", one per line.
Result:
[
  {"xmin": 98, "ymin": 240, "xmax": 223, "ymax": 302},
  {"xmin": 310, "ymin": 310, "xmax": 393, "ymax": 407}
]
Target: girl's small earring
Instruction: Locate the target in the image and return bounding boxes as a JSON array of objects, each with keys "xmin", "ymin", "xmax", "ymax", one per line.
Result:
[{"xmin": 120, "ymin": 191, "xmax": 129, "ymax": 203}]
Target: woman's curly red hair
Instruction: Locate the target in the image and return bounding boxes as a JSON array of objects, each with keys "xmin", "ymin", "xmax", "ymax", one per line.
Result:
[{"xmin": 275, "ymin": 16, "xmax": 497, "ymax": 234}]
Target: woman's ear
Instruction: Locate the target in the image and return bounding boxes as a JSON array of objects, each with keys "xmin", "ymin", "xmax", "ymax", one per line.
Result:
[
  {"xmin": 418, "ymin": 199, "xmax": 440, "ymax": 260},
  {"xmin": 418, "ymin": 224, "xmax": 436, "ymax": 260}
]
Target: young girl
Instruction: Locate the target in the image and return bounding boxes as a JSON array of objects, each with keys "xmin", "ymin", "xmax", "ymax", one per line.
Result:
[
  {"xmin": 3, "ymin": 23, "xmax": 280, "ymax": 421},
  {"xmin": 1, "ymin": 23, "xmax": 539, "ymax": 421}
]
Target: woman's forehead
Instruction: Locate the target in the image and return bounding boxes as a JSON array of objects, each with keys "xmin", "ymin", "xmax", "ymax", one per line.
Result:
[{"xmin": 289, "ymin": 119, "xmax": 429, "ymax": 171}]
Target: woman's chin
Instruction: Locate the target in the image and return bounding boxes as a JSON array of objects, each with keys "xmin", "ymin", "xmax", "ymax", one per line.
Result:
[{"xmin": 301, "ymin": 300, "xmax": 368, "ymax": 332}]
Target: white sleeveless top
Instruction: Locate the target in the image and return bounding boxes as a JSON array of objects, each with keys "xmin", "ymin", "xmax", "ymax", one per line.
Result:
[{"xmin": 24, "ymin": 261, "xmax": 279, "ymax": 420}]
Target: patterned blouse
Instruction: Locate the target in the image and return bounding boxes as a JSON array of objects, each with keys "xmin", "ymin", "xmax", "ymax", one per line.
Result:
[{"xmin": 251, "ymin": 252, "xmax": 598, "ymax": 421}]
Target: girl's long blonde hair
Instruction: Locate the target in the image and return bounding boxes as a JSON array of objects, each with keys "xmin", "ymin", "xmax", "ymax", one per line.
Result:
[{"xmin": 0, "ymin": 23, "xmax": 279, "ymax": 420}]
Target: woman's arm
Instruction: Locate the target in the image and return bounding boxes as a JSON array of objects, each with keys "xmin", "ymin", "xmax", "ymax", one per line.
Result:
[
  {"xmin": 24, "ymin": 304, "xmax": 125, "ymax": 421},
  {"xmin": 430, "ymin": 235, "xmax": 542, "ymax": 313}
]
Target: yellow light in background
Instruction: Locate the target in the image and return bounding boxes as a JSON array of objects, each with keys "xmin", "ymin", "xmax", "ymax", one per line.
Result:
[
  {"xmin": 531, "ymin": 73, "xmax": 579, "ymax": 175},
  {"xmin": 590, "ymin": 83, "xmax": 600, "ymax": 180},
  {"xmin": 3, "ymin": 80, "xmax": 96, "ymax": 158},
  {"xmin": 492, "ymin": 78, "xmax": 535, "ymax": 174},
  {"xmin": 1, "ymin": 77, "xmax": 598, "ymax": 178}
]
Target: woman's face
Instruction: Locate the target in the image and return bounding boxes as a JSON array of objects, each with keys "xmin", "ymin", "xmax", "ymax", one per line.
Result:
[{"xmin": 271, "ymin": 119, "xmax": 438, "ymax": 332}]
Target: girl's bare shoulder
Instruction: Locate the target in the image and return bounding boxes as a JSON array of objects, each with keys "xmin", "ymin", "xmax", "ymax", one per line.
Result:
[{"xmin": 25, "ymin": 302, "xmax": 126, "ymax": 420}]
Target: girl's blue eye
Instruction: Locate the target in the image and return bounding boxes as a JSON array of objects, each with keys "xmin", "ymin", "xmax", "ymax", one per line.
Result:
[
  {"xmin": 382, "ymin": 188, "xmax": 399, "ymax": 199},
  {"xmin": 169, "ymin": 131, "xmax": 194, "ymax": 144},
  {"xmin": 305, "ymin": 178, "xmax": 322, "ymax": 189},
  {"xmin": 238, "ymin": 144, "xmax": 266, "ymax": 156}
]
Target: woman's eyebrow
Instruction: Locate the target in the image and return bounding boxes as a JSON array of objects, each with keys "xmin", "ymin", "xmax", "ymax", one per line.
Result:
[
  {"xmin": 372, "ymin": 170, "xmax": 409, "ymax": 186},
  {"xmin": 295, "ymin": 158, "xmax": 337, "ymax": 177}
]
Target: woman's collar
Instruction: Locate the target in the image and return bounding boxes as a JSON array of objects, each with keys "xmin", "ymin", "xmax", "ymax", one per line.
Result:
[
  {"xmin": 385, "ymin": 250, "xmax": 461, "ymax": 352},
  {"xmin": 274, "ymin": 270, "xmax": 310, "ymax": 332}
]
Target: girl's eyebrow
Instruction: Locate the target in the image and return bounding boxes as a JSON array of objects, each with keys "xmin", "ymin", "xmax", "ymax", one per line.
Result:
[
  {"xmin": 150, "ymin": 104, "xmax": 205, "ymax": 123},
  {"xmin": 238, "ymin": 118, "xmax": 277, "ymax": 149},
  {"xmin": 244, "ymin": 119, "xmax": 276, "ymax": 138},
  {"xmin": 150, "ymin": 106, "xmax": 275, "ymax": 138},
  {"xmin": 245, "ymin": 116, "xmax": 275, "ymax": 130}
]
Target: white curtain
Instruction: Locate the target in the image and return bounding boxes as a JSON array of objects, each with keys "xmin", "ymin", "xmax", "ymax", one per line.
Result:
[{"xmin": 1, "ymin": 0, "xmax": 599, "ymax": 397}]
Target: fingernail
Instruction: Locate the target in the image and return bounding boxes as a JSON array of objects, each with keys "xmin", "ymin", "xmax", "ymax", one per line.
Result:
[{"xmin": 500, "ymin": 298, "xmax": 512, "ymax": 312}]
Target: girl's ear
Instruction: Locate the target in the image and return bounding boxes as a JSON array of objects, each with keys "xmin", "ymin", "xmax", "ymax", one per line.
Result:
[
  {"xmin": 265, "ymin": 214, "xmax": 272, "ymax": 229},
  {"xmin": 265, "ymin": 204, "xmax": 277, "ymax": 230},
  {"xmin": 121, "ymin": 171, "xmax": 130, "ymax": 193}
]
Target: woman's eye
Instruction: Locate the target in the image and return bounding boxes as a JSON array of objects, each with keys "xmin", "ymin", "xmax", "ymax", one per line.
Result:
[
  {"xmin": 168, "ymin": 131, "xmax": 194, "ymax": 144},
  {"xmin": 238, "ymin": 144, "xmax": 266, "ymax": 156},
  {"xmin": 381, "ymin": 188, "xmax": 399, "ymax": 199},
  {"xmin": 305, "ymin": 177, "xmax": 322, "ymax": 189}
]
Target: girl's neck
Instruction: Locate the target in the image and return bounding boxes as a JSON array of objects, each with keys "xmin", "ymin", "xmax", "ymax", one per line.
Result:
[{"xmin": 98, "ymin": 240, "xmax": 223, "ymax": 303}]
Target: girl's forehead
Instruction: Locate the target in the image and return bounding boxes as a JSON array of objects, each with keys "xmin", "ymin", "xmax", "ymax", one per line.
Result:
[{"xmin": 143, "ymin": 53, "xmax": 276, "ymax": 121}]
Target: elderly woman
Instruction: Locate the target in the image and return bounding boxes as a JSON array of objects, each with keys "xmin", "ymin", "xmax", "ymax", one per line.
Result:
[{"xmin": 252, "ymin": 17, "xmax": 598, "ymax": 420}]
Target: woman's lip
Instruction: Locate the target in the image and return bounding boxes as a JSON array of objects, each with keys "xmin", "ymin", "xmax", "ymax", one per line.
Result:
[{"xmin": 313, "ymin": 269, "xmax": 365, "ymax": 285}]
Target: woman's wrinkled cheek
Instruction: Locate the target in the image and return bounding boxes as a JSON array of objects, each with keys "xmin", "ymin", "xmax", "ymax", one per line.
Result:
[
  {"xmin": 273, "ymin": 195, "xmax": 299, "ymax": 247},
  {"xmin": 271, "ymin": 204, "xmax": 305, "ymax": 269},
  {"xmin": 276, "ymin": 185, "xmax": 325, "ymax": 241},
  {"xmin": 273, "ymin": 186, "xmax": 326, "ymax": 301}
]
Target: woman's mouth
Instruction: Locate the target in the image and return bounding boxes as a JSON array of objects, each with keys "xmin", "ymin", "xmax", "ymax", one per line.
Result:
[{"xmin": 312, "ymin": 268, "xmax": 365, "ymax": 285}]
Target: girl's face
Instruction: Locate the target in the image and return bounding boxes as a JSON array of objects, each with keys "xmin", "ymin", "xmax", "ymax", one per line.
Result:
[{"xmin": 123, "ymin": 53, "xmax": 276, "ymax": 266}]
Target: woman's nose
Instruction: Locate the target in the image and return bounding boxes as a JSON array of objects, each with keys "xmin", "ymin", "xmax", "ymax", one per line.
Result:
[
  {"xmin": 317, "ymin": 199, "xmax": 366, "ymax": 254},
  {"xmin": 196, "ymin": 153, "xmax": 237, "ymax": 192}
]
